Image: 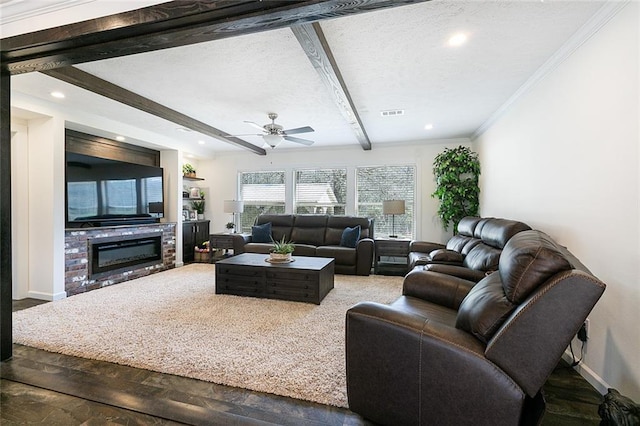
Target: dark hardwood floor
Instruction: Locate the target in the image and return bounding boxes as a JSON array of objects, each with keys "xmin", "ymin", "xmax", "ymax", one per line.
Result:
[{"xmin": 2, "ymin": 299, "xmax": 603, "ymax": 425}]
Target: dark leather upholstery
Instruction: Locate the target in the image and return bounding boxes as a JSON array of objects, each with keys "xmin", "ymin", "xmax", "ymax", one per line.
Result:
[
  {"xmin": 231, "ymin": 214, "xmax": 374, "ymax": 275},
  {"xmin": 408, "ymin": 216, "xmax": 531, "ymax": 281},
  {"xmin": 346, "ymin": 230, "xmax": 606, "ymax": 425}
]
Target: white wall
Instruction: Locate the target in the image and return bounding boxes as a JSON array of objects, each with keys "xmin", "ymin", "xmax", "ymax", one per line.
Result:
[
  {"xmin": 198, "ymin": 140, "xmax": 470, "ymax": 242},
  {"xmin": 11, "ymin": 121, "xmax": 29, "ymax": 299},
  {"xmin": 475, "ymin": 3, "xmax": 639, "ymax": 400}
]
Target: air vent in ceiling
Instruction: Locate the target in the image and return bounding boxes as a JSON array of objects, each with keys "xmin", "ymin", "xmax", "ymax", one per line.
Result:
[{"xmin": 380, "ymin": 109, "xmax": 405, "ymax": 117}]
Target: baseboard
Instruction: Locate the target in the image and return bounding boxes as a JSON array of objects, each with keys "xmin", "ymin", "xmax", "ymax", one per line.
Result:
[
  {"xmin": 562, "ymin": 349, "xmax": 610, "ymax": 395},
  {"xmin": 176, "ymin": 261, "xmax": 185, "ymax": 268},
  {"xmin": 27, "ymin": 290, "xmax": 67, "ymax": 301}
]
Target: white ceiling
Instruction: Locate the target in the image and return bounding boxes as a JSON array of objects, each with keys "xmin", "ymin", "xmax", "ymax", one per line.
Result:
[{"xmin": 4, "ymin": 0, "xmax": 606, "ymax": 157}]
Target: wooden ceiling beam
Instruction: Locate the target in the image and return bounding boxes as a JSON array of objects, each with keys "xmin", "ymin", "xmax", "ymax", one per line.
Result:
[
  {"xmin": 1, "ymin": 0, "xmax": 428, "ymax": 75},
  {"xmin": 42, "ymin": 67, "xmax": 267, "ymax": 156},
  {"xmin": 291, "ymin": 22, "xmax": 371, "ymax": 151}
]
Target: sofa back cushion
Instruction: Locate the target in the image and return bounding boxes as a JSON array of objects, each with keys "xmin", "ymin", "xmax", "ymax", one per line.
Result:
[
  {"xmin": 479, "ymin": 218, "xmax": 532, "ymax": 249},
  {"xmin": 325, "ymin": 216, "xmax": 372, "ymax": 245},
  {"xmin": 499, "ymin": 230, "xmax": 572, "ymax": 304},
  {"xmin": 457, "ymin": 216, "xmax": 481, "ymax": 237},
  {"xmin": 256, "ymin": 214, "xmax": 294, "ymax": 242},
  {"xmin": 445, "ymin": 235, "xmax": 481, "ymax": 255},
  {"xmin": 462, "ymin": 244, "xmax": 501, "ymax": 271},
  {"xmin": 455, "ymin": 273, "xmax": 515, "ymax": 344},
  {"xmin": 291, "ymin": 215, "xmax": 328, "ymax": 246}
]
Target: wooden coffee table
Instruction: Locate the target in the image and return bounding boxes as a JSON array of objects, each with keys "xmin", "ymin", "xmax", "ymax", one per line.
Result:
[{"xmin": 215, "ymin": 253, "xmax": 335, "ymax": 304}]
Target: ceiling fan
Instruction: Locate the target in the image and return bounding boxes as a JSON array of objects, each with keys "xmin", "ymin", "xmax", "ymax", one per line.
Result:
[{"xmin": 227, "ymin": 113, "xmax": 315, "ymax": 148}]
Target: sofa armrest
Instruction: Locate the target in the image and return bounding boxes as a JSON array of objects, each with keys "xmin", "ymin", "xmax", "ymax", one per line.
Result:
[
  {"xmin": 355, "ymin": 238, "xmax": 374, "ymax": 276},
  {"xmin": 409, "ymin": 240, "xmax": 445, "ymax": 253},
  {"xmin": 423, "ymin": 263, "xmax": 489, "ymax": 283},
  {"xmin": 403, "ymin": 269, "xmax": 476, "ymax": 309},
  {"xmin": 229, "ymin": 233, "xmax": 251, "ymax": 254},
  {"xmin": 346, "ymin": 302, "xmax": 526, "ymax": 426}
]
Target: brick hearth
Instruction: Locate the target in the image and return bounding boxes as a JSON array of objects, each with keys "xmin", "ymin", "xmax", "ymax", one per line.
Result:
[{"xmin": 64, "ymin": 223, "xmax": 176, "ymax": 296}]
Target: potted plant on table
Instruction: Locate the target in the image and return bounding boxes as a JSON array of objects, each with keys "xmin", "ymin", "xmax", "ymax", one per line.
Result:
[
  {"xmin": 269, "ymin": 236, "xmax": 295, "ymax": 262},
  {"xmin": 225, "ymin": 222, "xmax": 236, "ymax": 232}
]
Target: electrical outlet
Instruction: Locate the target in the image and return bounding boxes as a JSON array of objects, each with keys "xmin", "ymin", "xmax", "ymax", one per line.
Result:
[{"xmin": 578, "ymin": 319, "xmax": 590, "ymax": 342}]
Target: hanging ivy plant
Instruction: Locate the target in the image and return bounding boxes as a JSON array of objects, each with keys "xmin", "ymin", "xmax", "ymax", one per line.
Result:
[{"xmin": 431, "ymin": 145, "xmax": 481, "ymax": 232}]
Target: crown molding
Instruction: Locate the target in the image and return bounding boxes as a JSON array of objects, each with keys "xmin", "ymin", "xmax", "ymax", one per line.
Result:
[{"xmin": 471, "ymin": 0, "xmax": 630, "ymax": 141}]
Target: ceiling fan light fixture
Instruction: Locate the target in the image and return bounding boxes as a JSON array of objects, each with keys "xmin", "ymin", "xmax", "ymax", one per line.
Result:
[{"xmin": 263, "ymin": 134, "xmax": 283, "ymax": 148}]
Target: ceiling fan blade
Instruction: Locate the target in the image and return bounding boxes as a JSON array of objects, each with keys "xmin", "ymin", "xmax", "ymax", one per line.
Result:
[
  {"xmin": 282, "ymin": 126, "xmax": 314, "ymax": 135},
  {"xmin": 244, "ymin": 121, "xmax": 267, "ymax": 132},
  {"xmin": 225, "ymin": 133, "xmax": 262, "ymax": 138},
  {"xmin": 284, "ymin": 135, "xmax": 314, "ymax": 146}
]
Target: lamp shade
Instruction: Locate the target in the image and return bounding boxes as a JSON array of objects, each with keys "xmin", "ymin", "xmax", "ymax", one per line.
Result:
[
  {"xmin": 382, "ymin": 200, "xmax": 405, "ymax": 215},
  {"xmin": 223, "ymin": 200, "xmax": 244, "ymax": 214},
  {"xmin": 263, "ymin": 134, "xmax": 283, "ymax": 148}
]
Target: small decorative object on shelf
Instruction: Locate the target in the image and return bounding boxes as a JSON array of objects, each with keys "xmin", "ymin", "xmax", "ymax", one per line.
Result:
[
  {"xmin": 269, "ymin": 236, "xmax": 295, "ymax": 262},
  {"xmin": 225, "ymin": 222, "xmax": 235, "ymax": 232},
  {"xmin": 182, "ymin": 163, "xmax": 196, "ymax": 178}
]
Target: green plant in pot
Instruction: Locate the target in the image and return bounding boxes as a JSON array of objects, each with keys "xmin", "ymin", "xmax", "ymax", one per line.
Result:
[
  {"xmin": 269, "ymin": 236, "xmax": 295, "ymax": 262},
  {"xmin": 191, "ymin": 200, "xmax": 205, "ymax": 218},
  {"xmin": 182, "ymin": 163, "xmax": 196, "ymax": 177},
  {"xmin": 225, "ymin": 222, "xmax": 235, "ymax": 232},
  {"xmin": 431, "ymin": 145, "xmax": 480, "ymax": 233}
]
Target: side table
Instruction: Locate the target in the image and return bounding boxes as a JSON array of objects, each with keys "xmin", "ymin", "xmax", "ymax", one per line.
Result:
[
  {"xmin": 374, "ymin": 238, "xmax": 411, "ymax": 275},
  {"xmin": 209, "ymin": 233, "xmax": 236, "ymax": 263}
]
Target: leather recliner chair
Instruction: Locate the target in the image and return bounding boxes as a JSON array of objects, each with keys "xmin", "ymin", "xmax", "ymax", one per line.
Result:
[{"xmin": 346, "ymin": 230, "xmax": 605, "ymax": 426}]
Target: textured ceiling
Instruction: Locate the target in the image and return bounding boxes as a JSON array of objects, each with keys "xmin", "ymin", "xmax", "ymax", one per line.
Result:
[{"xmin": 6, "ymin": 0, "xmax": 606, "ymax": 157}]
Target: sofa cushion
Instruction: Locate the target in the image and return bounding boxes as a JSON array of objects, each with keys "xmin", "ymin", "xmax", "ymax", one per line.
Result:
[
  {"xmin": 317, "ymin": 245, "xmax": 357, "ymax": 265},
  {"xmin": 340, "ymin": 225, "xmax": 361, "ymax": 248},
  {"xmin": 251, "ymin": 222, "xmax": 272, "ymax": 243},
  {"xmin": 462, "ymin": 244, "xmax": 501, "ymax": 272},
  {"xmin": 326, "ymin": 216, "xmax": 372, "ymax": 243},
  {"xmin": 457, "ymin": 216, "xmax": 482, "ymax": 237},
  {"xmin": 292, "ymin": 244, "xmax": 317, "ymax": 256},
  {"xmin": 291, "ymin": 227, "xmax": 325, "ymax": 246},
  {"xmin": 445, "ymin": 235, "xmax": 482, "ymax": 255},
  {"xmin": 244, "ymin": 242, "xmax": 274, "ymax": 254},
  {"xmin": 499, "ymin": 230, "xmax": 572, "ymax": 304},
  {"xmin": 256, "ymin": 214, "xmax": 293, "ymax": 242},
  {"xmin": 429, "ymin": 249, "xmax": 463, "ymax": 263},
  {"xmin": 455, "ymin": 273, "xmax": 515, "ymax": 344},
  {"xmin": 478, "ymin": 218, "xmax": 532, "ymax": 249}
]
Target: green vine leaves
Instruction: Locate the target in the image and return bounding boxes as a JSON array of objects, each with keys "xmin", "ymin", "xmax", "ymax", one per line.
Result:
[{"xmin": 431, "ymin": 146, "xmax": 481, "ymax": 232}]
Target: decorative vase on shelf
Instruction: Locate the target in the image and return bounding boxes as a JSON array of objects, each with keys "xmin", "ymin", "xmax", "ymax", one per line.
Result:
[{"xmin": 197, "ymin": 213, "xmax": 204, "ymax": 220}]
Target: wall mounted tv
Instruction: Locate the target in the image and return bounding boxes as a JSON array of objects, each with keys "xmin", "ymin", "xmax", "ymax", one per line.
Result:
[{"xmin": 66, "ymin": 152, "xmax": 164, "ymax": 228}]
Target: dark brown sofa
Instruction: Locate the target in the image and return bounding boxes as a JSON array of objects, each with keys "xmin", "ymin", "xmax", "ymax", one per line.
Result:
[
  {"xmin": 408, "ymin": 216, "xmax": 531, "ymax": 282},
  {"xmin": 346, "ymin": 230, "xmax": 605, "ymax": 425},
  {"xmin": 230, "ymin": 214, "xmax": 374, "ymax": 275}
]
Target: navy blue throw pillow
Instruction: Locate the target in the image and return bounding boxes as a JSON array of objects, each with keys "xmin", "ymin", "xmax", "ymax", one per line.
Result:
[
  {"xmin": 340, "ymin": 225, "xmax": 361, "ymax": 248},
  {"xmin": 252, "ymin": 222, "xmax": 272, "ymax": 243}
]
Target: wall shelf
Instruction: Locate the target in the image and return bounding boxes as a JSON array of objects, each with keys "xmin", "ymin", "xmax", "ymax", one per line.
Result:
[{"xmin": 183, "ymin": 175, "xmax": 205, "ymax": 181}]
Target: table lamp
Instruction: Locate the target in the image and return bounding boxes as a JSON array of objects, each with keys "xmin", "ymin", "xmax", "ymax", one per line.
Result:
[{"xmin": 382, "ymin": 200, "xmax": 405, "ymax": 238}]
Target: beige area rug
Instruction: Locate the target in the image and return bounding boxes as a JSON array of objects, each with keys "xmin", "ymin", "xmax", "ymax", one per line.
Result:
[{"xmin": 13, "ymin": 264, "xmax": 403, "ymax": 407}]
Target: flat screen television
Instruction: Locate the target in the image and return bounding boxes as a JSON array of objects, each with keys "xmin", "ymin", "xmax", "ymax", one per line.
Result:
[{"xmin": 66, "ymin": 152, "xmax": 164, "ymax": 228}]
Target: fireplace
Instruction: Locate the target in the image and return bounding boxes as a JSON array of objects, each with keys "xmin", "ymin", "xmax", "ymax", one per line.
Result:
[{"xmin": 89, "ymin": 232, "xmax": 163, "ymax": 279}]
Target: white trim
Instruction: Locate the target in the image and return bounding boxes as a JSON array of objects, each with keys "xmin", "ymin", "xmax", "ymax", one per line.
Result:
[
  {"xmin": 27, "ymin": 290, "xmax": 67, "ymax": 301},
  {"xmin": 562, "ymin": 350, "xmax": 610, "ymax": 396},
  {"xmin": 472, "ymin": 0, "xmax": 630, "ymax": 141},
  {"xmin": 0, "ymin": 0, "xmax": 95, "ymax": 25}
]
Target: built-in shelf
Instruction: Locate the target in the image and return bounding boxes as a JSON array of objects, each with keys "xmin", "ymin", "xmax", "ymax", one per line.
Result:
[{"xmin": 183, "ymin": 175, "xmax": 205, "ymax": 181}]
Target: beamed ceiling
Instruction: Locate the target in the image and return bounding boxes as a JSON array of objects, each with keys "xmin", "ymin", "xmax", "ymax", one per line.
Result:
[{"xmin": 2, "ymin": 0, "xmax": 608, "ymax": 157}]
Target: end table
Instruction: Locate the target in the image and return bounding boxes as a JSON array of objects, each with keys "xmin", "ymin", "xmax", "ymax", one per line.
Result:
[
  {"xmin": 209, "ymin": 233, "xmax": 236, "ymax": 263},
  {"xmin": 374, "ymin": 238, "xmax": 411, "ymax": 275}
]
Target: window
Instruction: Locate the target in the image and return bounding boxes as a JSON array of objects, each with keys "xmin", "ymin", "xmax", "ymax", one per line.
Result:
[
  {"xmin": 356, "ymin": 165, "xmax": 415, "ymax": 239},
  {"xmin": 294, "ymin": 169, "xmax": 346, "ymax": 215},
  {"xmin": 239, "ymin": 171, "xmax": 286, "ymax": 232}
]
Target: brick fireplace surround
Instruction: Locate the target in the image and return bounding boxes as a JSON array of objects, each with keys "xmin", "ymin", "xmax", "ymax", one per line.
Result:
[{"xmin": 64, "ymin": 223, "xmax": 176, "ymax": 296}]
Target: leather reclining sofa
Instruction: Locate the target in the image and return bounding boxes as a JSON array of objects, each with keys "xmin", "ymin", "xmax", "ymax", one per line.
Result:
[
  {"xmin": 346, "ymin": 230, "xmax": 606, "ymax": 425},
  {"xmin": 230, "ymin": 214, "xmax": 374, "ymax": 276},
  {"xmin": 408, "ymin": 216, "xmax": 532, "ymax": 282}
]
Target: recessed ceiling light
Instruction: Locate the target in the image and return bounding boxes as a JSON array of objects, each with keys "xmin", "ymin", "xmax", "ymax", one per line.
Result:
[
  {"xmin": 50, "ymin": 91, "xmax": 65, "ymax": 99},
  {"xmin": 198, "ymin": 140, "xmax": 205, "ymax": 145},
  {"xmin": 424, "ymin": 124, "xmax": 434, "ymax": 130},
  {"xmin": 176, "ymin": 127, "xmax": 192, "ymax": 133},
  {"xmin": 448, "ymin": 33, "xmax": 467, "ymax": 47},
  {"xmin": 115, "ymin": 136, "xmax": 125, "ymax": 141}
]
